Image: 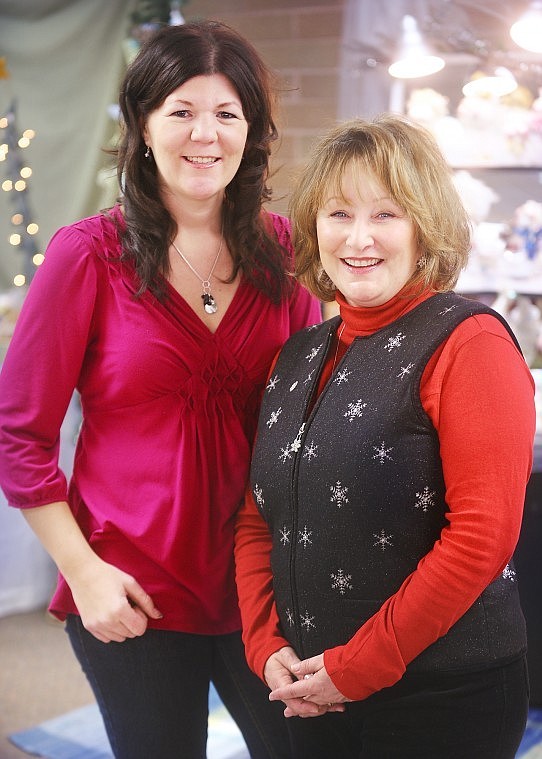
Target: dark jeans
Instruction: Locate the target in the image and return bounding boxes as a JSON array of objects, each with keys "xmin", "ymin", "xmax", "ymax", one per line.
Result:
[
  {"xmin": 286, "ymin": 655, "xmax": 529, "ymax": 759},
  {"xmin": 65, "ymin": 615, "xmax": 291, "ymax": 759}
]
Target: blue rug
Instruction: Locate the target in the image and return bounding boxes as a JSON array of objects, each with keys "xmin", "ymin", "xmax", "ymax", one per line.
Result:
[
  {"xmin": 518, "ymin": 708, "xmax": 542, "ymax": 758},
  {"xmin": 9, "ymin": 701, "xmax": 542, "ymax": 758},
  {"xmin": 9, "ymin": 685, "xmax": 249, "ymax": 759}
]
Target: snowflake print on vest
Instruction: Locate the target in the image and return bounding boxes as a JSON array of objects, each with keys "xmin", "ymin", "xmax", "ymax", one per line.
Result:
[
  {"xmin": 373, "ymin": 441, "xmax": 393, "ymax": 465},
  {"xmin": 438, "ymin": 304, "xmax": 459, "ymax": 317},
  {"xmin": 298, "ymin": 525, "xmax": 313, "ymax": 548},
  {"xmin": 397, "ymin": 362, "xmax": 414, "ymax": 379},
  {"xmin": 331, "ymin": 568, "xmax": 353, "ymax": 595},
  {"xmin": 373, "ymin": 529, "xmax": 393, "ymax": 551},
  {"xmin": 266, "ymin": 374, "xmax": 280, "ymax": 392},
  {"xmin": 300, "ymin": 610, "xmax": 316, "ymax": 632},
  {"xmin": 280, "ymin": 525, "xmax": 291, "ymax": 545},
  {"xmin": 330, "ymin": 480, "xmax": 349, "ymax": 508},
  {"xmin": 414, "ymin": 485, "xmax": 436, "ymax": 512},
  {"xmin": 334, "ymin": 368, "xmax": 352, "ymax": 385},
  {"xmin": 305, "ymin": 344, "xmax": 323, "ymax": 362},
  {"xmin": 502, "ymin": 564, "xmax": 516, "ymax": 582},
  {"xmin": 279, "ymin": 445, "xmax": 292, "ymax": 463},
  {"xmin": 303, "ymin": 441, "xmax": 318, "ymax": 461},
  {"xmin": 384, "ymin": 332, "xmax": 406, "ymax": 352},
  {"xmin": 285, "ymin": 608, "xmax": 294, "ymax": 626},
  {"xmin": 344, "ymin": 399, "xmax": 367, "ymax": 422}
]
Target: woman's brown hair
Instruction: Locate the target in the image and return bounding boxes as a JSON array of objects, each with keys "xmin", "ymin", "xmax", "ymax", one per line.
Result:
[
  {"xmin": 290, "ymin": 114, "xmax": 471, "ymax": 301},
  {"xmin": 115, "ymin": 19, "xmax": 290, "ymax": 301}
]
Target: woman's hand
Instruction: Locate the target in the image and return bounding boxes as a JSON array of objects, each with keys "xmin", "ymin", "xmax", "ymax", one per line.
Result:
[
  {"xmin": 269, "ymin": 653, "xmax": 349, "ymax": 717},
  {"xmin": 266, "ymin": 650, "xmax": 347, "ymax": 717},
  {"xmin": 264, "ymin": 647, "xmax": 323, "ymax": 718},
  {"xmin": 264, "ymin": 646, "xmax": 301, "ymax": 692},
  {"xmin": 22, "ymin": 502, "xmax": 162, "ymax": 644},
  {"xmin": 69, "ymin": 556, "xmax": 163, "ymax": 643}
]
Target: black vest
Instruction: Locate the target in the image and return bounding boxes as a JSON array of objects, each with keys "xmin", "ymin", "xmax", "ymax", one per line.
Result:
[{"xmin": 250, "ymin": 292, "xmax": 526, "ymax": 673}]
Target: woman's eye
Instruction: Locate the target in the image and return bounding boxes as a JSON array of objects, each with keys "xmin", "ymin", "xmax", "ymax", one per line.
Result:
[
  {"xmin": 330, "ymin": 210, "xmax": 349, "ymax": 219},
  {"xmin": 217, "ymin": 111, "xmax": 238, "ymax": 120},
  {"xmin": 172, "ymin": 110, "xmax": 190, "ymax": 118}
]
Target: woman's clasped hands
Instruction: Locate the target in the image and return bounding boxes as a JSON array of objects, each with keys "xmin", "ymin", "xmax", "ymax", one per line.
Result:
[{"xmin": 264, "ymin": 647, "xmax": 349, "ymax": 717}]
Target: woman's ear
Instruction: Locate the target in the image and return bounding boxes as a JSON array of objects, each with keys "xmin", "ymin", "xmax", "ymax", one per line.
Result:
[{"xmin": 140, "ymin": 116, "xmax": 149, "ymax": 147}]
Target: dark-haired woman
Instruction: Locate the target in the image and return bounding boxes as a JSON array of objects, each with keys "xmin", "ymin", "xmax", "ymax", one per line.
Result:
[{"xmin": 0, "ymin": 20, "xmax": 320, "ymax": 759}]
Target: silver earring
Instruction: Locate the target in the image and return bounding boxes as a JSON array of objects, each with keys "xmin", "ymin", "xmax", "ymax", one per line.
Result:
[
  {"xmin": 144, "ymin": 146, "xmax": 151, "ymax": 159},
  {"xmin": 416, "ymin": 256, "xmax": 427, "ymax": 269}
]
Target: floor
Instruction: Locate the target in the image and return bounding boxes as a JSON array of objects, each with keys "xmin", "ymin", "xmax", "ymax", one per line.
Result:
[
  {"xmin": 0, "ymin": 608, "xmax": 95, "ymax": 759},
  {"xmin": 2, "ymin": 607, "xmax": 542, "ymax": 759}
]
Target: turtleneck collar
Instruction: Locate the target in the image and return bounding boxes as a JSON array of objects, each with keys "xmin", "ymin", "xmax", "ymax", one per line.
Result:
[{"xmin": 336, "ymin": 286, "xmax": 435, "ymax": 342}]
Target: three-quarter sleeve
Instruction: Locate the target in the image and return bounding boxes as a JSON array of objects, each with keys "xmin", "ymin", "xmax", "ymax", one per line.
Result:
[{"xmin": 0, "ymin": 225, "xmax": 99, "ymax": 508}]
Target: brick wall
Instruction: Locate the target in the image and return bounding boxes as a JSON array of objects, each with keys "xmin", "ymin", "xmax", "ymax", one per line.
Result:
[{"xmin": 185, "ymin": 0, "xmax": 346, "ymax": 215}]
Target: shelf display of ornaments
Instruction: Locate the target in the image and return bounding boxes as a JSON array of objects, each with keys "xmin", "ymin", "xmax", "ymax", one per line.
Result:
[{"xmin": 407, "ymin": 84, "xmax": 542, "ymax": 168}]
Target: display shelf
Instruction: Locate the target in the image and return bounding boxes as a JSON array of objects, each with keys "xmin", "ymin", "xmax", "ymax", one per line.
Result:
[{"xmin": 456, "ymin": 268, "xmax": 542, "ymax": 296}]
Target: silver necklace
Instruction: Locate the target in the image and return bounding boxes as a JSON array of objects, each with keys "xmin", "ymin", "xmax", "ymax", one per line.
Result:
[{"xmin": 171, "ymin": 234, "xmax": 224, "ymax": 314}]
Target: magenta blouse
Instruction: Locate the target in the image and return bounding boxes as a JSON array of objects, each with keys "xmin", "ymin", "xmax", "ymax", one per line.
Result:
[{"xmin": 0, "ymin": 207, "xmax": 321, "ymax": 634}]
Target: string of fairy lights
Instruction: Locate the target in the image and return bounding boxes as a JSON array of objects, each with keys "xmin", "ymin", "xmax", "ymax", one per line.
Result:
[
  {"xmin": 0, "ymin": 57, "xmax": 42, "ymax": 288},
  {"xmin": 0, "ymin": 2, "xmax": 189, "ymax": 290}
]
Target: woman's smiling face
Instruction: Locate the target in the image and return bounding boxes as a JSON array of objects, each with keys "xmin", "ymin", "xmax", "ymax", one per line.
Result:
[
  {"xmin": 143, "ymin": 73, "xmax": 249, "ymax": 206},
  {"xmin": 316, "ymin": 166, "xmax": 421, "ymax": 308}
]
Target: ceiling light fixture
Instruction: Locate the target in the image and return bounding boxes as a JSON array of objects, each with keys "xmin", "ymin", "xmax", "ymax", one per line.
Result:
[
  {"xmin": 462, "ymin": 66, "xmax": 518, "ymax": 98},
  {"xmin": 510, "ymin": 1, "xmax": 542, "ymax": 53},
  {"xmin": 388, "ymin": 15, "xmax": 445, "ymax": 79}
]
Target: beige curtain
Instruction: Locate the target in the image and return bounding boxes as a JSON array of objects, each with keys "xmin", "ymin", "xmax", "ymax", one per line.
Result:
[{"xmin": 0, "ymin": 0, "xmax": 137, "ymax": 288}]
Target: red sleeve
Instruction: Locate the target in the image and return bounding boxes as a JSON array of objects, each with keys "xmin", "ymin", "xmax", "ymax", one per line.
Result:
[
  {"xmin": 235, "ymin": 486, "xmax": 290, "ymax": 680},
  {"xmin": 234, "ymin": 247, "xmax": 320, "ymax": 677},
  {"xmin": 325, "ymin": 314, "xmax": 535, "ymax": 700}
]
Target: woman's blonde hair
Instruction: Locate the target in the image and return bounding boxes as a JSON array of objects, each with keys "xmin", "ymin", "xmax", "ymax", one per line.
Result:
[{"xmin": 290, "ymin": 114, "xmax": 471, "ymax": 301}]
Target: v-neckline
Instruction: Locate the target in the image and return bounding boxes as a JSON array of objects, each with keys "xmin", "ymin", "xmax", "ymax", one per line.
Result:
[{"xmin": 163, "ymin": 275, "xmax": 245, "ymax": 335}]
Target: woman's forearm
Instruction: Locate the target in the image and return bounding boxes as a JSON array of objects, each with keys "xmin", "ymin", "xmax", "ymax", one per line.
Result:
[{"xmin": 22, "ymin": 501, "xmax": 101, "ymax": 583}]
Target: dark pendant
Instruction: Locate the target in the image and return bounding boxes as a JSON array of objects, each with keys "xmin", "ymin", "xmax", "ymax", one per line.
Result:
[{"xmin": 202, "ymin": 293, "xmax": 218, "ymax": 314}]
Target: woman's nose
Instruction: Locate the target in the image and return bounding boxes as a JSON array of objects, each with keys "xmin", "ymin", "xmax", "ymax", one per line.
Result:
[
  {"xmin": 191, "ymin": 115, "xmax": 217, "ymax": 143},
  {"xmin": 346, "ymin": 220, "xmax": 374, "ymax": 250}
]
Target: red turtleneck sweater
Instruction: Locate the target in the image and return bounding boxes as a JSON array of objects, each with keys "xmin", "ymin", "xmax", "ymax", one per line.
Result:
[{"xmin": 234, "ymin": 289, "xmax": 535, "ymax": 701}]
